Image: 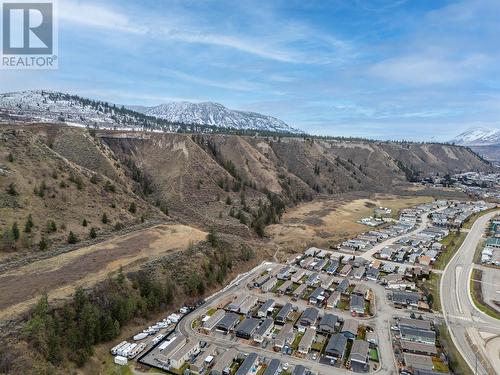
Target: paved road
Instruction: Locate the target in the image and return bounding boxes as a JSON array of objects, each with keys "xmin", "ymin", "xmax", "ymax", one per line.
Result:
[{"xmin": 440, "ymin": 210, "xmax": 500, "ymax": 375}]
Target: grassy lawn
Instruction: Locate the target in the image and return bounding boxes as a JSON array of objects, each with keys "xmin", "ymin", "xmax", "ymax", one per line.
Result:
[
  {"xmin": 291, "ymin": 333, "xmax": 304, "ymax": 351},
  {"xmin": 369, "ymin": 348, "xmax": 379, "ymax": 362},
  {"xmin": 206, "ymin": 307, "xmax": 217, "ymax": 316},
  {"xmin": 434, "ymin": 231, "xmax": 467, "ymax": 270},
  {"xmin": 338, "ymin": 296, "xmax": 349, "ymax": 311},
  {"xmin": 462, "ymin": 208, "xmax": 498, "ymax": 230},
  {"xmin": 271, "ymin": 279, "xmax": 285, "ymax": 293},
  {"xmin": 432, "ymin": 357, "xmax": 450, "ymax": 373},
  {"xmin": 438, "ymin": 325, "xmax": 473, "ymax": 375},
  {"xmin": 470, "ymin": 269, "xmax": 500, "ymax": 320},
  {"xmin": 419, "ymin": 273, "xmax": 442, "ymax": 312}
]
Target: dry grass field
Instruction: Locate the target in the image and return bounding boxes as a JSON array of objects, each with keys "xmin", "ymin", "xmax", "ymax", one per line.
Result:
[
  {"xmin": 0, "ymin": 224, "xmax": 206, "ymax": 320},
  {"xmin": 267, "ymin": 194, "xmax": 433, "ymax": 251}
]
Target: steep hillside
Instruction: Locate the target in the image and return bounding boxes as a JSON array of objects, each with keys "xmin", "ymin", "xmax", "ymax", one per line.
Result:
[
  {"xmin": 0, "ymin": 125, "xmax": 492, "ymax": 258},
  {"xmin": 0, "ymin": 126, "xmax": 165, "ymax": 256}
]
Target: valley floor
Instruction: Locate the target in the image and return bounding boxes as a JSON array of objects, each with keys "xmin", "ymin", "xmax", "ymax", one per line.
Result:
[{"xmin": 267, "ymin": 194, "xmax": 434, "ymax": 253}]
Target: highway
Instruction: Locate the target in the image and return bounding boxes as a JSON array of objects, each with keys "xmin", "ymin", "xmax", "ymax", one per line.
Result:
[{"xmin": 440, "ymin": 210, "xmax": 500, "ymax": 375}]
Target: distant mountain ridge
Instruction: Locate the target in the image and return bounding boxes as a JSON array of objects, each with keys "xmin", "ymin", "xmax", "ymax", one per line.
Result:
[
  {"xmin": 129, "ymin": 101, "xmax": 302, "ymax": 133},
  {"xmin": 0, "ymin": 90, "xmax": 302, "ymax": 134},
  {"xmin": 450, "ymin": 127, "xmax": 500, "ymax": 145}
]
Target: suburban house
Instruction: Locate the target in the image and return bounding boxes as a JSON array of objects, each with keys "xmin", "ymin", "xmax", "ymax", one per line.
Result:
[
  {"xmin": 257, "ymin": 299, "xmax": 276, "ymax": 318},
  {"xmin": 169, "ymin": 340, "xmax": 201, "ymax": 370},
  {"xmin": 326, "ymin": 260, "xmax": 340, "ymax": 274},
  {"xmin": 235, "ymin": 318, "xmax": 260, "ymax": 340},
  {"xmin": 211, "ymin": 348, "xmax": 238, "ymax": 375},
  {"xmin": 399, "ymin": 318, "xmax": 432, "ymax": 331},
  {"xmin": 277, "ymin": 266, "xmax": 293, "ymax": 280},
  {"xmin": 404, "ymin": 353, "xmax": 435, "ymax": 372},
  {"xmin": 253, "ymin": 274, "xmax": 271, "ymax": 288},
  {"xmin": 298, "ymin": 307, "xmax": 319, "ymax": 328},
  {"xmin": 306, "ymin": 272, "xmax": 321, "ymax": 286},
  {"xmin": 277, "ymin": 280, "xmax": 294, "ymax": 295},
  {"xmin": 325, "ymin": 333, "xmax": 348, "ymax": 361},
  {"xmin": 366, "ymin": 267, "xmax": 380, "ymax": 281},
  {"xmin": 292, "ymin": 365, "xmax": 306, "ymax": 375},
  {"xmin": 350, "ymin": 295, "xmax": 365, "ymax": 316},
  {"xmin": 341, "ymin": 319, "xmax": 359, "ymax": 340},
  {"xmin": 327, "ymin": 291, "xmax": 341, "ymax": 309},
  {"xmin": 336, "ymin": 278, "xmax": 350, "ymax": 294},
  {"xmin": 318, "ymin": 313, "xmax": 338, "ymax": 334},
  {"xmin": 309, "ymin": 287, "xmax": 325, "ymax": 305},
  {"xmin": 353, "ymin": 266, "xmax": 366, "ymax": 280},
  {"xmin": 275, "ymin": 303, "xmax": 294, "ymax": 324},
  {"xmin": 235, "ymin": 353, "xmax": 259, "ymax": 375},
  {"xmin": 298, "ymin": 327, "xmax": 316, "ymax": 354},
  {"xmin": 293, "ymin": 284, "xmax": 308, "ymax": 299},
  {"xmin": 291, "ymin": 269, "xmax": 307, "ymax": 283},
  {"xmin": 349, "ymin": 340, "xmax": 370, "ymax": 371},
  {"xmin": 274, "ymin": 323, "xmax": 295, "ymax": 350},
  {"xmin": 240, "ymin": 296, "xmax": 259, "ymax": 315},
  {"xmin": 227, "ymin": 294, "xmax": 249, "ymax": 312},
  {"xmin": 263, "ymin": 359, "xmax": 281, "ymax": 375},
  {"xmin": 253, "ymin": 318, "xmax": 274, "ymax": 343},
  {"xmin": 261, "ymin": 277, "xmax": 278, "ymax": 293},
  {"xmin": 401, "ymin": 341, "xmax": 438, "ymax": 356},
  {"xmin": 392, "ymin": 291, "xmax": 421, "ymax": 308},
  {"xmin": 400, "ymin": 327, "xmax": 436, "ymax": 345},
  {"xmin": 339, "ymin": 264, "xmax": 353, "ymax": 277},
  {"xmin": 191, "ymin": 345, "xmax": 216, "ymax": 374},
  {"xmin": 203, "ymin": 310, "xmax": 226, "ymax": 331},
  {"xmin": 216, "ymin": 313, "xmax": 240, "ymax": 334}
]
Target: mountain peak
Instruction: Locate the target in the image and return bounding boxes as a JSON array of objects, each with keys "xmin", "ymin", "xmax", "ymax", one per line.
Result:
[
  {"xmin": 0, "ymin": 90, "xmax": 302, "ymax": 134},
  {"xmin": 450, "ymin": 127, "xmax": 500, "ymax": 146},
  {"xmin": 132, "ymin": 100, "xmax": 302, "ymax": 133}
]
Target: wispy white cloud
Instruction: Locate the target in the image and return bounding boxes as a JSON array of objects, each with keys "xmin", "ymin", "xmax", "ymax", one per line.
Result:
[{"xmin": 370, "ymin": 54, "xmax": 491, "ymax": 86}]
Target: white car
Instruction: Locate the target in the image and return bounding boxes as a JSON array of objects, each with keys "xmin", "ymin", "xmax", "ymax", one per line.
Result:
[
  {"xmin": 312, "ymin": 353, "xmax": 317, "ymax": 360},
  {"xmin": 282, "ymin": 363, "xmax": 289, "ymax": 371}
]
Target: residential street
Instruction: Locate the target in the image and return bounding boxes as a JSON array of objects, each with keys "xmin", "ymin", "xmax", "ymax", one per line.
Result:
[{"xmin": 440, "ymin": 210, "xmax": 500, "ymax": 375}]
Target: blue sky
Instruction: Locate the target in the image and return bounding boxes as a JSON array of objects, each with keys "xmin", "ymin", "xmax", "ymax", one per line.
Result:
[{"xmin": 2, "ymin": 0, "xmax": 500, "ymax": 140}]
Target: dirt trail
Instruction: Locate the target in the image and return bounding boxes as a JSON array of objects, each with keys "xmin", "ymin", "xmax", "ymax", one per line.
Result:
[{"xmin": 0, "ymin": 224, "xmax": 206, "ymax": 320}]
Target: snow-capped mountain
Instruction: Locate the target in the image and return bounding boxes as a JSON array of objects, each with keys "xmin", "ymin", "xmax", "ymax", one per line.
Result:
[
  {"xmin": 131, "ymin": 101, "xmax": 302, "ymax": 133},
  {"xmin": 450, "ymin": 127, "xmax": 500, "ymax": 146},
  {"xmin": 0, "ymin": 90, "xmax": 157, "ymax": 130},
  {"xmin": 0, "ymin": 90, "xmax": 302, "ymax": 134}
]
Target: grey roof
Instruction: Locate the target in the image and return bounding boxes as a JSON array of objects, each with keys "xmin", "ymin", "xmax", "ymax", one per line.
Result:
[
  {"xmin": 327, "ymin": 260, "xmax": 340, "ymax": 273},
  {"xmin": 255, "ymin": 318, "xmax": 274, "ymax": 337},
  {"xmin": 211, "ymin": 348, "xmax": 237, "ymax": 375},
  {"xmin": 235, "ymin": 318, "xmax": 260, "ymax": 336},
  {"xmin": 263, "ymin": 359, "xmax": 281, "ymax": 375},
  {"xmin": 292, "ymin": 365, "xmax": 306, "ymax": 375},
  {"xmin": 259, "ymin": 299, "xmax": 275, "ymax": 313},
  {"xmin": 275, "ymin": 303, "xmax": 293, "ymax": 322},
  {"xmin": 216, "ymin": 312, "xmax": 240, "ymax": 331},
  {"xmin": 400, "ymin": 327, "xmax": 436, "ymax": 341},
  {"xmin": 336, "ymin": 278, "xmax": 349, "ymax": 293},
  {"xmin": 350, "ymin": 294, "xmax": 365, "ymax": 310},
  {"xmin": 309, "ymin": 287, "xmax": 325, "ymax": 301},
  {"xmin": 350, "ymin": 340, "xmax": 370, "ymax": 363},
  {"xmin": 393, "ymin": 291, "xmax": 420, "ymax": 304},
  {"xmin": 341, "ymin": 319, "xmax": 359, "ymax": 335},
  {"xmin": 399, "ymin": 318, "xmax": 432, "ymax": 331},
  {"xmin": 319, "ymin": 313, "xmax": 338, "ymax": 330},
  {"xmin": 366, "ymin": 268, "xmax": 380, "ymax": 279},
  {"xmin": 325, "ymin": 333, "xmax": 348, "ymax": 357},
  {"xmin": 300, "ymin": 307, "xmax": 319, "ymax": 325},
  {"xmin": 235, "ymin": 353, "xmax": 259, "ymax": 375}
]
